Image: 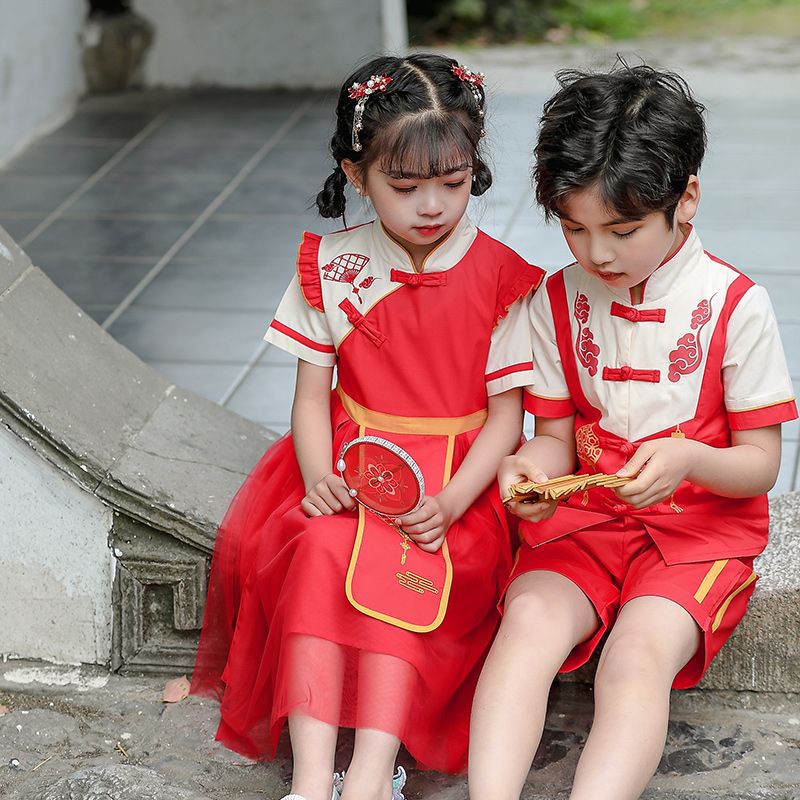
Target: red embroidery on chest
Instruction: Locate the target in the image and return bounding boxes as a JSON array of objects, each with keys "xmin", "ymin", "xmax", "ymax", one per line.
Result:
[
  {"xmin": 667, "ymin": 297, "xmax": 714, "ymax": 382},
  {"xmin": 321, "ymin": 253, "xmax": 377, "ymax": 304},
  {"xmin": 574, "ymin": 291, "xmax": 600, "ymax": 377}
]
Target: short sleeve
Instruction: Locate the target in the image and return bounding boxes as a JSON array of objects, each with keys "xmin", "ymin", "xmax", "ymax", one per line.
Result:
[
  {"xmin": 524, "ymin": 282, "xmax": 576, "ymax": 417},
  {"xmin": 723, "ymin": 284, "xmax": 797, "ymax": 429},
  {"xmin": 485, "ymin": 298, "xmax": 534, "ymax": 395},
  {"xmin": 264, "ymin": 276, "xmax": 336, "ymax": 367}
]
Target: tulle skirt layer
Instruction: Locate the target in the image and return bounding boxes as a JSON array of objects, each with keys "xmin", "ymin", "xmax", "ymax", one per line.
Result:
[{"xmin": 191, "ymin": 419, "xmax": 512, "ymax": 773}]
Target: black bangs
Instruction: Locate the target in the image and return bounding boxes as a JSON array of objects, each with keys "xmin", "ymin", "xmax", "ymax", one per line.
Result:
[{"xmin": 370, "ymin": 111, "xmax": 477, "ymax": 179}]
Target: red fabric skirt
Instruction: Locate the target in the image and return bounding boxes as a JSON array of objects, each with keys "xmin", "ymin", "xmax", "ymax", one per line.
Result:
[{"xmin": 190, "ymin": 417, "xmax": 512, "ymax": 773}]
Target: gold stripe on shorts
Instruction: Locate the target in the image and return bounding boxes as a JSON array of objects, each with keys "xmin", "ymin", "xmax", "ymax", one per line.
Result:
[
  {"xmin": 711, "ymin": 572, "xmax": 757, "ymax": 633},
  {"xmin": 693, "ymin": 559, "xmax": 729, "ymax": 603}
]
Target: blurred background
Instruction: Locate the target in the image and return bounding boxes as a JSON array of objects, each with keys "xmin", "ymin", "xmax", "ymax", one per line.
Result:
[{"xmin": 0, "ymin": 0, "xmax": 798, "ymax": 489}]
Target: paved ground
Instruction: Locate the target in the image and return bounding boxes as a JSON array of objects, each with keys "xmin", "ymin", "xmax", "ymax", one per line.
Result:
[
  {"xmin": 1, "ymin": 662, "xmax": 798, "ymax": 800},
  {"xmin": 0, "ymin": 35, "xmax": 797, "ymax": 491}
]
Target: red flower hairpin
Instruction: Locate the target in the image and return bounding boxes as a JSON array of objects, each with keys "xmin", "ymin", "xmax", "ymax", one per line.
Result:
[
  {"xmin": 452, "ymin": 63, "xmax": 486, "ymax": 137},
  {"xmin": 349, "ymin": 74, "xmax": 392, "ymax": 152}
]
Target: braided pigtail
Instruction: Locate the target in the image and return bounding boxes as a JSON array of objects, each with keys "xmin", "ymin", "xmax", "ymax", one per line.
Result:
[
  {"xmin": 471, "ymin": 158, "xmax": 493, "ymax": 196},
  {"xmin": 316, "ymin": 164, "xmax": 349, "ymax": 219}
]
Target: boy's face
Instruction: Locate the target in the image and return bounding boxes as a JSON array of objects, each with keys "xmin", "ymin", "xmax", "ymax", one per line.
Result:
[{"xmin": 557, "ymin": 179, "xmax": 699, "ymax": 299}]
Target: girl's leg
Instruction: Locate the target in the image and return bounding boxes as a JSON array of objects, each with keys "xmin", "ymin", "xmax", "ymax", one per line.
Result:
[
  {"xmin": 288, "ymin": 714, "xmax": 339, "ymax": 800},
  {"xmin": 569, "ymin": 595, "xmax": 701, "ymax": 800},
  {"xmin": 340, "ymin": 651, "xmax": 414, "ymax": 800},
  {"xmin": 469, "ymin": 571, "xmax": 598, "ymax": 800},
  {"xmin": 287, "ymin": 634, "xmax": 346, "ymax": 800}
]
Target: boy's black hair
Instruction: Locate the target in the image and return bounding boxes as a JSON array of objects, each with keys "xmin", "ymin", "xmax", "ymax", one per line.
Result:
[
  {"xmin": 534, "ymin": 61, "xmax": 707, "ymax": 225},
  {"xmin": 316, "ymin": 53, "xmax": 492, "ymax": 219}
]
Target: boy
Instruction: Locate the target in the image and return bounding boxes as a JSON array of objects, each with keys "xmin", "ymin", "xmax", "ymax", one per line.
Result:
[{"xmin": 468, "ymin": 64, "xmax": 797, "ymax": 800}]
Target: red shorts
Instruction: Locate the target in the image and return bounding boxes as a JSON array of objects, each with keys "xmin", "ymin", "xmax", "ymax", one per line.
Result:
[{"xmin": 507, "ymin": 520, "xmax": 757, "ymax": 688}]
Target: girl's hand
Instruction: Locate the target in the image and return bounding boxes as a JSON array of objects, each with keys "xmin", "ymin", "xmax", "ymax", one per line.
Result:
[
  {"xmin": 616, "ymin": 438, "xmax": 698, "ymax": 509},
  {"xmin": 499, "ymin": 454, "xmax": 559, "ymax": 523},
  {"xmin": 396, "ymin": 494, "xmax": 455, "ymax": 553},
  {"xmin": 301, "ymin": 473, "xmax": 356, "ymax": 517}
]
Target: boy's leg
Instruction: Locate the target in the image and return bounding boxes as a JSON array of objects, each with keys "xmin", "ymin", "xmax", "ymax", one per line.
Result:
[
  {"xmin": 469, "ymin": 570, "xmax": 598, "ymax": 800},
  {"xmin": 569, "ymin": 595, "xmax": 701, "ymax": 800}
]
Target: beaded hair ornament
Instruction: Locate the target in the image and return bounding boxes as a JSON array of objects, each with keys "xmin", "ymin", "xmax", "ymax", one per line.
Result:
[
  {"xmin": 452, "ymin": 63, "xmax": 486, "ymax": 137},
  {"xmin": 349, "ymin": 74, "xmax": 392, "ymax": 152}
]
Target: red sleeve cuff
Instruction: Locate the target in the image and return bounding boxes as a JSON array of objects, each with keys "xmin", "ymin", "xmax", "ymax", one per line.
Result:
[
  {"xmin": 486, "ymin": 362, "xmax": 533, "ymax": 383},
  {"xmin": 728, "ymin": 399, "xmax": 798, "ymax": 430},
  {"xmin": 523, "ymin": 391, "xmax": 576, "ymax": 417},
  {"xmin": 269, "ymin": 319, "xmax": 335, "ymax": 353}
]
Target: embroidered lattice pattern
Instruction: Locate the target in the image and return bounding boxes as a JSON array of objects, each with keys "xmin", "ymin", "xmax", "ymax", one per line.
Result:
[
  {"xmin": 576, "ymin": 423, "xmax": 602, "ymax": 466},
  {"xmin": 322, "ymin": 253, "xmax": 376, "ymax": 303},
  {"xmin": 322, "ymin": 253, "xmax": 369, "ymax": 284}
]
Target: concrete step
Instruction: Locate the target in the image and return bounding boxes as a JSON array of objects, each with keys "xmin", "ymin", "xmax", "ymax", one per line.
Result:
[{"xmin": 1, "ymin": 664, "xmax": 797, "ymax": 799}]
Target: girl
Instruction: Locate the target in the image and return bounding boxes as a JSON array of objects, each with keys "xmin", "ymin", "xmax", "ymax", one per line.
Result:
[{"xmin": 191, "ymin": 54, "xmax": 544, "ymax": 800}]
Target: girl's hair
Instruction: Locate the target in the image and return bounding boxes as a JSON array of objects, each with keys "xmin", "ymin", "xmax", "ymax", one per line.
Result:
[
  {"xmin": 316, "ymin": 53, "xmax": 492, "ymax": 219},
  {"xmin": 534, "ymin": 62, "xmax": 707, "ymax": 225}
]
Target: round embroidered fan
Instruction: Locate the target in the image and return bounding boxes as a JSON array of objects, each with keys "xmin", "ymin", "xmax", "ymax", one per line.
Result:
[{"xmin": 337, "ymin": 436, "xmax": 425, "ymax": 518}]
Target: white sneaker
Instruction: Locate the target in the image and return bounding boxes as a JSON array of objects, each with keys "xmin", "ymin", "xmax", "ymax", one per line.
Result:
[
  {"xmin": 330, "ymin": 766, "xmax": 406, "ymax": 799},
  {"xmin": 392, "ymin": 765, "xmax": 407, "ymax": 800},
  {"xmin": 279, "ymin": 796, "xmax": 308, "ymax": 800}
]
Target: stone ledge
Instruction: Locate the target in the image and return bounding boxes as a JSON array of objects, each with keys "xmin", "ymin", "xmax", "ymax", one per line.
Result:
[
  {"xmin": 0, "ymin": 226, "xmax": 275, "ymax": 554},
  {"xmin": 1, "ymin": 220, "xmax": 798, "ymax": 687}
]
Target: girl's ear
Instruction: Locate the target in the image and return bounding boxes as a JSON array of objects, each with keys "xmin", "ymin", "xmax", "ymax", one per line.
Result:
[
  {"xmin": 676, "ymin": 175, "xmax": 701, "ymax": 224},
  {"xmin": 341, "ymin": 159, "xmax": 366, "ymax": 196}
]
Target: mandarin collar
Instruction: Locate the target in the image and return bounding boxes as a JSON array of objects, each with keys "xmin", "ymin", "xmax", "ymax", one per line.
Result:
[
  {"xmin": 599, "ymin": 224, "xmax": 702, "ymax": 304},
  {"xmin": 371, "ymin": 214, "xmax": 478, "ymax": 274}
]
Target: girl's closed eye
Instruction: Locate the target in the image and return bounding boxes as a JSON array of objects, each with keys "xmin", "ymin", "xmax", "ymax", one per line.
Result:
[
  {"xmin": 390, "ymin": 183, "xmax": 417, "ymax": 194},
  {"xmin": 446, "ymin": 179, "xmax": 467, "ymax": 189}
]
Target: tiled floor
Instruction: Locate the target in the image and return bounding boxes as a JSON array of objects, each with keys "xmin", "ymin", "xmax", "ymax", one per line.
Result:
[{"xmin": 1, "ymin": 67, "xmax": 798, "ymax": 493}]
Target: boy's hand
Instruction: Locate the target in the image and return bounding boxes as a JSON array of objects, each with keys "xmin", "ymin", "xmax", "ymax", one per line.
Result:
[
  {"xmin": 397, "ymin": 494, "xmax": 455, "ymax": 553},
  {"xmin": 616, "ymin": 438, "xmax": 697, "ymax": 509},
  {"xmin": 302, "ymin": 473, "xmax": 356, "ymax": 517},
  {"xmin": 499, "ymin": 454, "xmax": 559, "ymax": 523}
]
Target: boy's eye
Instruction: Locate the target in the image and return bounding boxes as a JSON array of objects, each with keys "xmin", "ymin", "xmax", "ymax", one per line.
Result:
[
  {"xmin": 564, "ymin": 226, "xmax": 584, "ymax": 235},
  {"xmin": 614, "ymin": 229, "xmax": 638, "ymax": 239}
]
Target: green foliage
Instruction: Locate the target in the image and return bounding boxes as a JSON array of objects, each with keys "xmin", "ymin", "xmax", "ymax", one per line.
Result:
[
  {"xmin": 407, "ymin": 0, "xmax": 800, "ymax": 43},
  {"xmin": 407, "ymin": 0, "xmax": 557, "ymax": 43}
]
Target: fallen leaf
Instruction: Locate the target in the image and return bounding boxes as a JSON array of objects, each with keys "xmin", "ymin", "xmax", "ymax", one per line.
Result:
[
  {"xmin": 162, "ymin": 675, "xmax": 191, "ymax": 703},
  {"xmin": 0, "ymin": 706, "xmax": 9, "ymax": 716}
]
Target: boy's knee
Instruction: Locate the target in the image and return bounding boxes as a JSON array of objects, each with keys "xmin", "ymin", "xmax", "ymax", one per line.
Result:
[
  {"xmin": 595, "ymin": 631, "xmax": 673, "ymax": 691},
  {"xmin": 502, "ymin": 587, "xmax": 587, "ymax": 643}
]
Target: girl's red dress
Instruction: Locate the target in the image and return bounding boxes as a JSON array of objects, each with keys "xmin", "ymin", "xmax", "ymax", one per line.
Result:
[{"xmin": 190, "ymin": 217, "xmax": 543, "ymax": 772}]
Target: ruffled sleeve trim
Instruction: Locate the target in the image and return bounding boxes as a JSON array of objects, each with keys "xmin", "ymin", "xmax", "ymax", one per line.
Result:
[
  {"xmin": 296, "ymin": 231, "xmax": 324, "ymax": 311},
  {"xmin": 494, "ymin": 261, "xmax": 545, "ymax": 328}
]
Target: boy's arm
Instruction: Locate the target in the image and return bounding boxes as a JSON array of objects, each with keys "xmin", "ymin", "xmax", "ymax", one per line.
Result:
[
  {"xmin": 292, "ymin": 360, "xmax": 355, "ymax": 516},
  {"xmin": 500, "ymin": 414, "xmax": 577, "ymax": 522},
  {"xmin": 617, "ymin": 425, "xmax": 781, "ymax": 509}
]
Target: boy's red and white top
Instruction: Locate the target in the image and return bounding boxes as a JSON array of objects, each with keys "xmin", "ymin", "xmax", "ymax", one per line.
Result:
[
  {"xmin": 191, "ymin": 214, "xmax": 543, "ymax": 772},
  {"xmin": 524, "ymin": 225, "xmax": 797, "ymax": 563}
]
